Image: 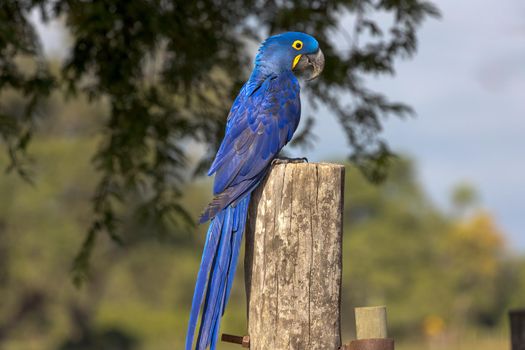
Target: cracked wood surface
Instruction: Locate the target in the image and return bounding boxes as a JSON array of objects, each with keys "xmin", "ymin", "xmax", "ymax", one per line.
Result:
[{"xmin": 245, "ymin": 162, "xmax": 345, "ymax": 350}]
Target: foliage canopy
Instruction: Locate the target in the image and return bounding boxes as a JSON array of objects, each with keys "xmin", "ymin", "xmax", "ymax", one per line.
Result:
[{"xmin": 0, "ymin": 0, "xmax": 440, "ymax": 279}]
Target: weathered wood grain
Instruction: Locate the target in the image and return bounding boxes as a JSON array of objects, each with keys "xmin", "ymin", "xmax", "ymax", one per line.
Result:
[{"xmin": 245, "ymin": 162, "xmax": 345, "ymax": 350}]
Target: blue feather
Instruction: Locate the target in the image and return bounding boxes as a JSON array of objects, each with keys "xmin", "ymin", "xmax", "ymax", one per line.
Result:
[
  {"xmin": 185, "ymin": 213, "xmax": 225, "ymax": 350},
  {"xmin": 222, "ymin": 196, "xmax": 250, "ymax": 313},
  {"xmin": 187, "ymin": 196, "xmax": 250, "ymax": 350},
  {"xmin": 196, "ymin": 208, "xmax": 233, "ymax": 349},
  {"xmin": 187, "ymin": 31, "xmax": 320, "ymax": 350}
]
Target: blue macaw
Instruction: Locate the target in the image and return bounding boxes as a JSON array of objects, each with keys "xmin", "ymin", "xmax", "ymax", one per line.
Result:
[{"xmin": 186, "ymin": 32, "xmax": 324, "ymax": 350}]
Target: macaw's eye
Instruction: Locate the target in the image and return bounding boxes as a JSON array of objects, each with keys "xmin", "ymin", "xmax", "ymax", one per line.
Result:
[{"xmin": 292, "ymin": 40, "xmax": 303, "ymax": 50}]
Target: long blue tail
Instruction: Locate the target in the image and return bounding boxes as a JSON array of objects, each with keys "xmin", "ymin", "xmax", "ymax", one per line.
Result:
[{"xmin": 185, "ymin": 195, "xmax": 250, "ymax": 350}]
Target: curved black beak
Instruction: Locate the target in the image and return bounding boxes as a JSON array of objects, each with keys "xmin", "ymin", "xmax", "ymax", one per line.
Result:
[{"xmin": 294, "ymin": 49, "xmax": 325, "ymax": 81}]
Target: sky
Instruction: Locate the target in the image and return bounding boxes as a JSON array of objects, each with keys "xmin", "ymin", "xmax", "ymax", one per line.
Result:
[
  {"xmin": 32, "ymin": 0, "xmax": 525, "ymax": 249},
  {"xmin": 308, "ymin": 0, "xmax": 525, "ymax": 250}
]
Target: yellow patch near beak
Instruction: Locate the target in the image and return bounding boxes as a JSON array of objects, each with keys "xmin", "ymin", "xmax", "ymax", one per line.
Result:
[{"xmin": 292, "ymin": 54, "xmax": 302, "ymax": 69}]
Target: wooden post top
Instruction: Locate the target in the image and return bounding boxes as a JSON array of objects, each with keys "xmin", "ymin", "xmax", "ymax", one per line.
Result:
[
  {"xmin": 270, "ymin": 161, "xmax": 345, "ymax": 169},
  {"xmin": 341, "ymin": 306, "xmax": 394, "ymax": 350},
  {"xmin": 355, "ymin": 306, "xmax": 388, "ymax": 340}
]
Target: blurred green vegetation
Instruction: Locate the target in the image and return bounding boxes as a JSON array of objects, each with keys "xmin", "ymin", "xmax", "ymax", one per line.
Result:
[
  {"xmin": 1, "ymin": 1, "xmax": 441, "ymax": 276},
  {"xmin": 1, "ymin": 87, "xmax": 524, "ymax": 349}
]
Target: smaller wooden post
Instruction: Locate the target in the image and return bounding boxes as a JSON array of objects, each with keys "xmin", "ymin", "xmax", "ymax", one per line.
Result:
[
  {"xmin": 342, "ymin": 306, "xmax": 394, "ymax": 350},
  {"xmin": 355, "ymin": 306, "xmax": 388, "ymax": 340},
  {"xmin": 510, "ymin": 309, "xmax": 525, "ymax": 350}
]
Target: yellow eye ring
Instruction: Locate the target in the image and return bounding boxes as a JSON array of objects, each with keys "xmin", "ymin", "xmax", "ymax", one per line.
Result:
[{"xmin": 292, "ymin": 40, "xmax": 303, "ymax": 50}]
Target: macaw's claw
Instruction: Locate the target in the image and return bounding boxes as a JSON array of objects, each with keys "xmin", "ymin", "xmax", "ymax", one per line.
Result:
[{"xmin": 271, "ymin": 157, "xmax": 308, "ymax": 165}]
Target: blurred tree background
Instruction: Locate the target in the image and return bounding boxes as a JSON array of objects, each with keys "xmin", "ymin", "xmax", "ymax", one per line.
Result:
[
  {"xmin": 1, "ymin": 0, "xmax": 441, "ymax": 277},
  {"xmin": 1, "ymin": 105, "xmax": 524, "ymax": 348},
  {"xmin": 1, "ymin": 1, "xmax": 524, "ymax": 349}
]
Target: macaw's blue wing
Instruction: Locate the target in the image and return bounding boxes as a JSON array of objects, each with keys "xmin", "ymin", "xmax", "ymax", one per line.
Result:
[{"xmin": 199, "ymin": 71, "xmax": 301, "ymax": 223}]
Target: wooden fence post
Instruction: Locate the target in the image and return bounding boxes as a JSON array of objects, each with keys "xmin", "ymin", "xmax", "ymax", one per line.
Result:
[
  {"xmin": 343, "ymin": 306, "xmax": 394, "ymax": 350},
  {"xmin": 510, "ymin": 309, "xmax": 525, "ymax": 350},
  {"xmin": 244, "ymin": 162, "xmax": 345, "ymax": 350},
  {"xmin": 355, "ymin": 306, "xmax": 388, "ymax": 340}
]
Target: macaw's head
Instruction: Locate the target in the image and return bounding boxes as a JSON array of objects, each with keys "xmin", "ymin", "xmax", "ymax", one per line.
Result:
[{"xmin": 254, "ymin": 32, "xmax": 324, "ymax": 80}]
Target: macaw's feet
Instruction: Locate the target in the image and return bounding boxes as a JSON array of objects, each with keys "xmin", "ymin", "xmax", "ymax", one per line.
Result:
[{"xmin": 271, "ymin": 156, "xmax": 308, "ymax": 165}]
